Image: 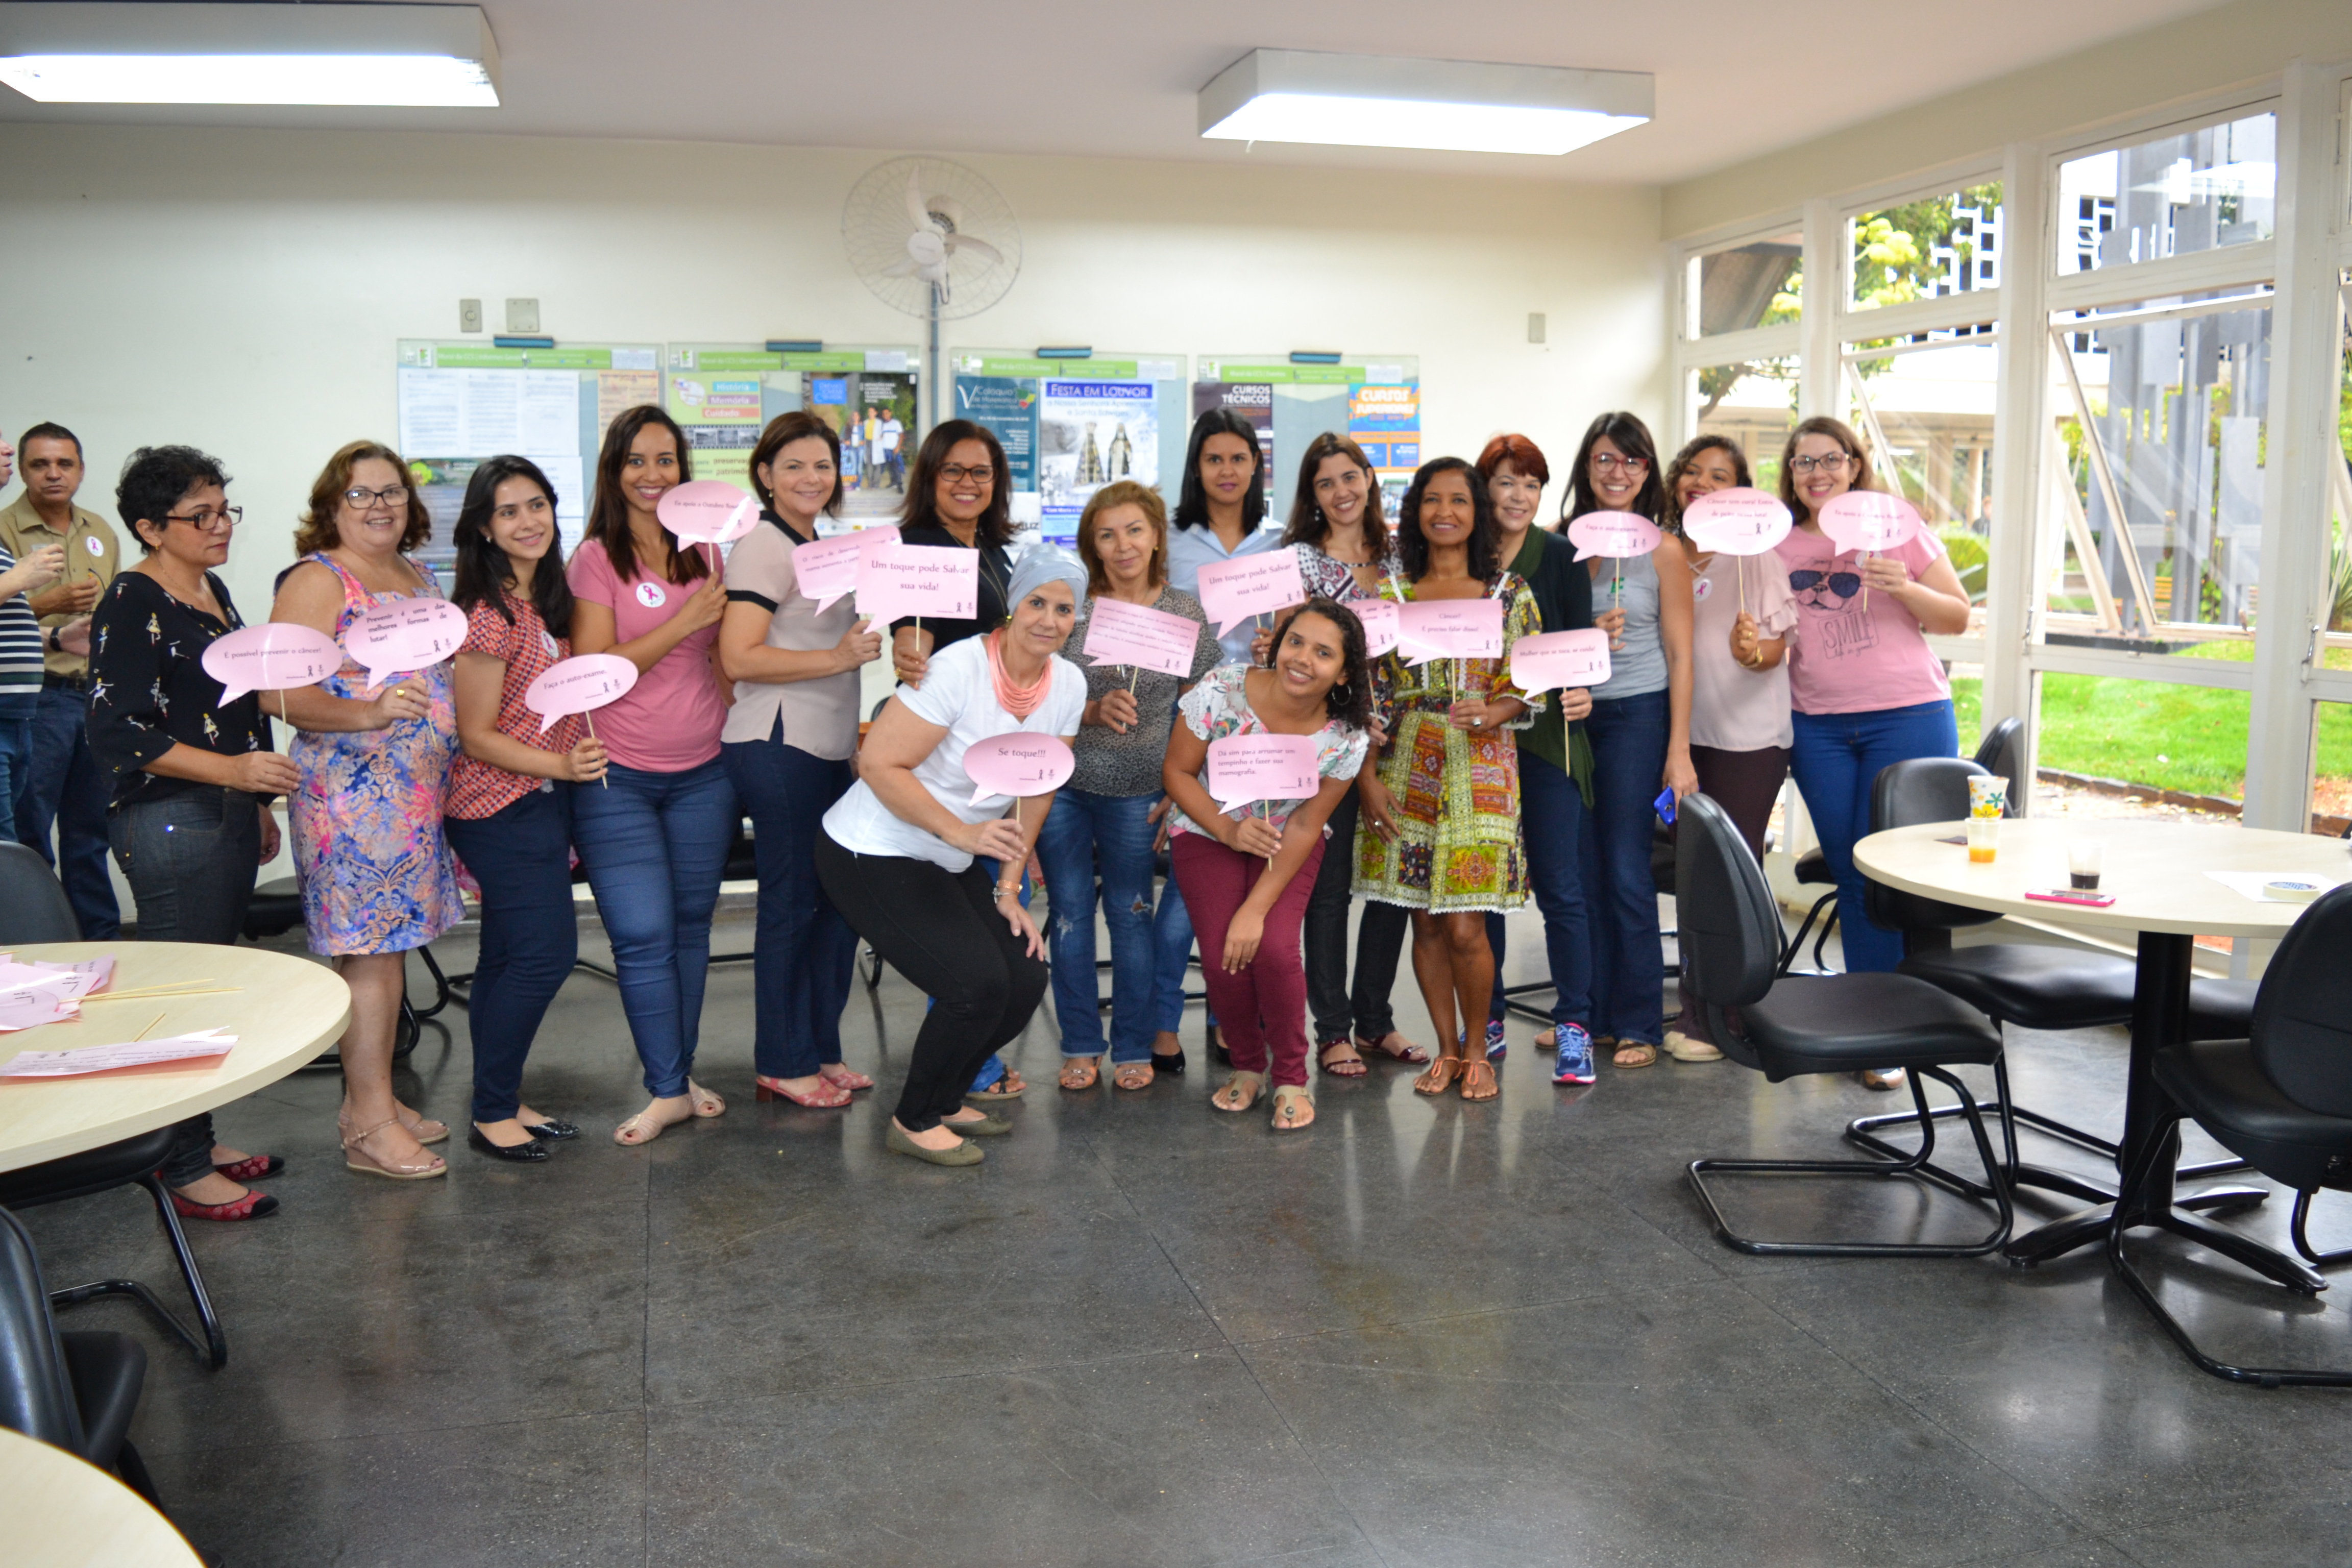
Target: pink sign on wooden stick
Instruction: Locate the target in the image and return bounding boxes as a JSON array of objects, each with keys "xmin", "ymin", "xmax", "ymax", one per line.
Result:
[
  {"xmin": 1082, "ymin": 596, "xmax": 1203, "ymax": 678},
  {"xmin": 1205, "ymin": 732, "xmax": 1321, "ymax": 813},
  {"xmin": 1395, "ymin": 598, "xmax": 1503, "ymax": 666},
  {"xmin": 656, "ymin": 480, "xmax": 763, "ymax": 547},
  {"xmin": 1818, "ymin": 489, "xmax": 1922, "ymax": 555},
  {"xmin": 1679, "ymin": 487, "xmax": 1793, "ymax": 555},
  {"xmin": 964, "ymin": 732, "xmax": 1075, "ymax": 808},
  {"xmin": 792, "ymin": 525, "xmax": 900, "ymax": 614},
  {"xmin": 523, "ymin": 653, "xmax": 638, "ymax": 733},
  {"xmin": 1354, "ymin": 599, "xmax": 1400, "ymax": 658},
  {"xmin": 201, "ymin": 623, "xmax": 341, "ymax": 705},
  {"xmin": 343, "ymin": 598, "xmax": 469, "ymax": 691},
  {"xmin": 1563, "ymin": 511, "xmax": 1663, "ymax": 563},
  {"xmin": 857, "ymin": 544, "xmax": 979, "ymax": 622},
  {"xmin": 1194, "ymin": 548, "xmax": 1307, "ymax": 638},
  {"xmin": 1510, "ymin": 628, "xmax": 1613, "ymax": 694}
]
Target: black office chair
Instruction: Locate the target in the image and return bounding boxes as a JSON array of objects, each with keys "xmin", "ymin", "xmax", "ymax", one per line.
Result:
[
  {"xmin": 1853, "ymin": 756, "xmax": 2258, "ymax": 1207},
  {"xmin": 1777, "ymin": 848, "xmax": 1841, "ymax": 976},
  {"xmin": 2111, "ymin": 885, "xmax": 2352, "ymax": 1387},
  {"xmin": 0, "ymin": 1206, "xmax": 165, "ymax": 1509},
  {"xmin": 1971, "ymin": 715, "xmax": 2026, "ymax": 814},
  {"xmin": 1677, "ymin": 792, "xmax": 2015, "ymax": 1257}
]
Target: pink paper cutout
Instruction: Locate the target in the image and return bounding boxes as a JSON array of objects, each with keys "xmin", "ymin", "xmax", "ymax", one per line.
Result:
[
  {"xmin": 792, "ymin": 525, "xmax": 901, "ymax": 614},
  {"xmin": 342, "ymin": 598, "xmax": 469, "ymax": 691},
  {"xmin": 857, "ymin": 544, "xmax": 979, "ymax": 623},
  {"xmin": 1679, "ymin": 487, "xmax": 1793, "ymax": 556},
  {"xmin": 1205, "ymin": 732, "xmax": 1321, "ymax": 812},
  {"xmin": 1082, "ymin": 596, "xmax": 1203, "ymax": 678},
  {"xmin": 1395, "ymin": 598, "xmax": 1504, "ymax": 667},
  {"xmin": 656, "ymin": 480, "xmax": 762, "ymax": 546},
  {"xmin": 1818, "ymin": 490, "xmax": 1922, "ymax": 555},
  {"xmin": 523, "ymin": 653, "xmax": 639, "ymax": 733},
  {"xmin": 1354, "ymin": 600, "xmax": 1400, "ymax": 658},
  {"xmin": 1563, "ymin": 511, "xmax": 1663, "ymax": 563},
  {"xmin": 1510, "ymin": 628, "xmax": 1613, "ymax": 694},
  {"xmin": 964, "ymin": 732, "xmax": 1076, "ymax": 808},
  {"xmin": 1194, "ymin": 548, "xmax": 1307, "ymax": 638},
  {"xmin": 201, "ymin": 622, "xmax": 342, "ymax": 706}
]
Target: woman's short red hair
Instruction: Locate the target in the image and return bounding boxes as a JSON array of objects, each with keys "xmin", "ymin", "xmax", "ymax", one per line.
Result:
[{"xmin": 1476, "ymin": 433, "xmax": 1550, "ymax": 486}]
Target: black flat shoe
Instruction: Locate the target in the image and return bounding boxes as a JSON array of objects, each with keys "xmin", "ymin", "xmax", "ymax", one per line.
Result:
[
  {"xmin": 1150, "ymin": 1050, "xmax": 1186, "ymax": 1077},
  {"xmin": 524, "ymin": 1119, "xmax": 580, "ymax": 1141},
  {"xmin": 469, "ymin": 1126, "xmax": 552, "ymax": 1163},
  {"xmin": 1206, "ymin": 1024, "xmax": 1231, "ymax": 1068}
]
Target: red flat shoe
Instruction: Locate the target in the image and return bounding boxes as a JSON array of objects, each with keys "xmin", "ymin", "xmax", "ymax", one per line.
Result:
[
  {"xmin": 212, "ymin": 1154, "xmax": 284, "ymax": 1182},
  {"xmin": 818, "ymin": 1065, "xmax": 875, "ymax": 1092},
  {"xmin": 756, "ymin": 1074, "xmax": 853, "ymax": 1109},
  {"xmin": 170, "ymin": 1189, "xmax": 279, "ymax": 1222}
]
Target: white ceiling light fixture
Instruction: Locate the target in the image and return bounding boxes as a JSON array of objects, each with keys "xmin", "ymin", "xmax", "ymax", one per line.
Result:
[
  {"xmin": 0, "ymin": 3, "xmax": 500, "ymax": 108},
  {"xmin": 1199, "ymin": 49, "xmax": 1650, "ymax": 158}
]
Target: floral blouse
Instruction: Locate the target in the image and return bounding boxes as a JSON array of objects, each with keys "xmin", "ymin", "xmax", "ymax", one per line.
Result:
[{"xmin": 1166, "ymin": 664, "xmax": 1368, "ymax": 841}]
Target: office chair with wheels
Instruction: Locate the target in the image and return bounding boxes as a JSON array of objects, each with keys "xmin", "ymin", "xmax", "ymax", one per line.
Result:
[{"xmin": 0, "ymin": 1206, "xmax": 167, "ymax": 1509}]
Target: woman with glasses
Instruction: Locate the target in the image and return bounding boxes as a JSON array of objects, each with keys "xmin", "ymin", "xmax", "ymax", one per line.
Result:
[
  {"xmin": 1773, "ymin": 418, "xmax": 1970, "ymax": 1087},
  {"xmin": 1556, "ymin": 412, "xmax": 1694, "ymax": 1079},
  {"xmin": 271, "ymin": 441, "xmax": 464, "ymax": 1181},
  {"xmin": 89, "ymin": 446, "xmax": 292, "ymax": 1218}
]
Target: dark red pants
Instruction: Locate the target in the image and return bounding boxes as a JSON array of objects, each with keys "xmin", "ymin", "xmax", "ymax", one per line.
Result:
[{"xmin": 1171, "ymin": 829, "xmax": 1326, "ymax": 1089}]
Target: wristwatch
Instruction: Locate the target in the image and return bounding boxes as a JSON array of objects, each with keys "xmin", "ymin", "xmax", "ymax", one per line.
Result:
[{"xmin": 44, "ymin": 627, "xmax": 61, "ymax": 654}]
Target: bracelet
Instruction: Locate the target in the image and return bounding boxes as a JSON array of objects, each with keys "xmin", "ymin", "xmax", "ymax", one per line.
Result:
[{"xmin": 992, "ymin": 883, "xmax": 1020, "ymax": 901}]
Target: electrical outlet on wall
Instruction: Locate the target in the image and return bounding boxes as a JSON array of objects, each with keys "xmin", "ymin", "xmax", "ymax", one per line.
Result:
[
  {"xmin": 458, "ymin": 299, "xmax": 482, "ymax": 333},
  {"xmin": 506, "ymin": 298, "xmax": 540, "ymax": 333}
]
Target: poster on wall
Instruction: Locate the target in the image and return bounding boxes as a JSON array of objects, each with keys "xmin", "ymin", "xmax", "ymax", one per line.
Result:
[
  {"xmin": 1193, "ymin": 356, "xmax": 1422, "ymax": 526},
  {"xmin": 666, "ymin": 345, "xmax": 919, "ymax": 531},
  {"xmin": 395, "ymin": 340, "xmax": 660, "ymax": 578},
  {"xmin": 951, "ymin": 353, "xmax": 1187, "ymax": 545}
]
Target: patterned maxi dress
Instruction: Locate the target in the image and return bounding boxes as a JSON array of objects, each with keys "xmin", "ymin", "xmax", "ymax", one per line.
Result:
[
  {"xmin": 1352, "ymin": 572, "xmax": 1542, "ymax": 914},
  {"xmin": 288, "ymin": 553, "xmax": 465, "ymax": 957}
]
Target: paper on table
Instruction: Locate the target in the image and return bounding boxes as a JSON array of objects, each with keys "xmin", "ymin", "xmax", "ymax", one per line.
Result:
[
  {"xmin": 2204, "ymin": 870, "xmax": 2344, "ymax": 904},
  {"xmin": 0, "ymin": 954, "xmax": 113, "ymax": 999},
  {"xmin": 0, "ymin": 1030, "xmax": 236, "ymax": 1079}
]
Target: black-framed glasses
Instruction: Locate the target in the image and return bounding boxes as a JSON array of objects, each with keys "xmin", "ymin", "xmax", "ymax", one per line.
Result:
[
  {"xmin": 1591, "ymin": 452, "xmax": 1650, "ymax": 473},
  {"xmin": 344, "ymin": 484, "xmax": 411, "ymax": 509},
  {"xmin": 1790, "ymin": 568, "xmax": 1860, "ymax": 599},
  {"xmin": 1788, "ymin": 452, "xmax": 1853, "ymax": 476},
  {"xmin": 164, "ymin": 505, "xmax": 242, "ymax": 532},
  {"xmin": 939, "ymin": 464, "xmax": 994, "ymax": 484}
]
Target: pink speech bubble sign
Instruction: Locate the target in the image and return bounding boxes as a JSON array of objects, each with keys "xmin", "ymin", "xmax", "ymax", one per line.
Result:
[
  {"xmin": 656, "ymin": 480, "xmax": 762, "ymax": 547},
  {"xmin": 200, "ymin": 622, "xmax": 342, "ymax": 706},
  {"xmin": 1355, "ymin": 599, "xmax": 1400, "ymax": 658},
  {"xmin": 522, "ymin": 653, "xmax": 638, "ymax": 733},
  {"xmin": 964, "ymin": 731, "xmax": 1076, "ymax": 808},
  {"xmin": 1510, "ymin": 628, "xmax": 1613, "ymax": 694},
  {"xmin": 1205, "ymin": 732, "xmax": 1321, "ymax": 812},
  {"xmin": 342, "ymin": 598, "xmax": 469, "ymax": 692},
  {"xmin": 1563, "ymin": 511, "xmax": 1663, "ymax": 564},
  {"xmin": 792, "ymin": 525, "xmax": 900, "ymax": 614},
  {"xmin": 1818, "ymin": 489, "xmax": 1922, "ymax": 555},
  {"xmin": 857, "ymin": 544, "xmax": 979, "ymax": 623},
  {"xmin": 1194, "ymin": 547, "xmax": 1307, "ymax": 638},
  {"xmin": 1396, "ymin": 597, "xmax": 1504, "ymax": 667},
  {"xmin": 1083, "ymin": 595, "xmax": 1203, "ymax": 678},
  {"xmin": 1679, "ymin": 487, "xmax": 1793, "ymax": 556}
]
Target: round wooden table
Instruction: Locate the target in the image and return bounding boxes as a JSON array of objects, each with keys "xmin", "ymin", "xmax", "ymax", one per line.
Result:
[
  {"xmin": 0, "ymin": 1426, "xmax": 203, "ymax": 1567},
  {"xmin": 1854, "ymin": 817, "xmax": 2349, "ymax": 1279},
  {"xmin": 0, "ymin": 942, "xmax": 351, "ymax": 1174}
]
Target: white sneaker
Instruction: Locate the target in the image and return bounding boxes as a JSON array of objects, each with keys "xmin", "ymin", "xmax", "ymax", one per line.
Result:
[{"xmin": 1663, "ymin": 1028, "xmax": 1722, "ymax": 1063}]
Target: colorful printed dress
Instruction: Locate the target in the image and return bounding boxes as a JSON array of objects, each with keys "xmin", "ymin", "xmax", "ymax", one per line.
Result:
[
  {"xmin": 1353, "ymin": 572, "xmax": 1541, "ymax": 914},
  {"xmin": 288, "ymin": 553, "xmax": 464, "ymax": 957}
]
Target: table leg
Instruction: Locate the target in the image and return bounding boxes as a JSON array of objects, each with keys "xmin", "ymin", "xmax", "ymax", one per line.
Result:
[{"xmin": 2005, "ymin": 931, "xmax": 2273, "ymax": 1267}]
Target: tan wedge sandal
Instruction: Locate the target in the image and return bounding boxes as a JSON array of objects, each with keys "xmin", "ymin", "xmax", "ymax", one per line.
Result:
[{"xmin": 341, "ymin": 1117, "xmax": 447, "ymax": 1180}]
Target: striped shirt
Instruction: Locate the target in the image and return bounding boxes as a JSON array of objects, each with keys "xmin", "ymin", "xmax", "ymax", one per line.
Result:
[{"xmin": 0, "ymin": 546, "xmax": 45, "ymax": 714}]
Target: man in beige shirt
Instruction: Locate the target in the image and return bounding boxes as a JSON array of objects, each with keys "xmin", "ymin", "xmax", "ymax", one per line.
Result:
[{"xmin": 0, "ymin": 421, "xmax": 120, "ymax": 937}]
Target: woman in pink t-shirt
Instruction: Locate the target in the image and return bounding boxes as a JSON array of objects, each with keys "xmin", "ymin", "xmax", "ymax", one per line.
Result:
[
  {"xmin": 1772, "ymin": 416, "xmax": 1971, "ymax": 1013},
  {"xmin": 565, "ymin": 405, "xmax": 737, "ymax": 1146}
]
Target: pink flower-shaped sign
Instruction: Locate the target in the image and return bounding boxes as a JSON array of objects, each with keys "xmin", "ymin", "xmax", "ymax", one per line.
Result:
[
  {"xmin": 1510, "ymin": 628, "xmax": 1613, "ymax": 694},
  {"xmin": 342, "ymin": 599, "xmax": 469, "ymax": 691},
  {"xmin": 964, "ymin": 732, "xmax": 1075, "ymax": 807},
  {"xmin": 523, "ymin": 653, "xmax": 638, "ymax": 733},
  {"xmin": 1818, "ymin": 489, "xmax": 1922, "ymax": 555},
  {"xmin": 1564, "ymin": 511, "xmax": 1663, "ymax": 564},
  {"xmin": 656, "ymin": 480, "xmax": 762, "ymax": 547},
  {"xmin": 201, "ymin": 623, "xmax": 341, "ymax": 705},
  {"xmin": 1680, "ymin": 487, "xmax": 1793, "ymax": 556}
]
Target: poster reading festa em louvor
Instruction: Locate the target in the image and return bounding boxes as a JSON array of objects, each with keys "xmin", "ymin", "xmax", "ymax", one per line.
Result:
[{"xmin": 1038, "ymin": 380, "xmax": 1157, "ymax": 538}]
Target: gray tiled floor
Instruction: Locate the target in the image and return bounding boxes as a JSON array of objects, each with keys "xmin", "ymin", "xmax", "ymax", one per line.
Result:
[{"xmin": 19, "ymin": 905, "xmax": 2352, "ymax": 1567}]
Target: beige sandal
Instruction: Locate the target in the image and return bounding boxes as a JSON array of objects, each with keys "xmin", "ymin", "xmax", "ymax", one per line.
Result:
[
  {"xmin": 1060, "ymin": 1057, "xmax": 1101, "ymax": 1091},
  {"xmin": 1212, "ymin": 1071, "xmax": 1265, "ymax": 1113},
  {"xmin": 1612, "ymin": 1041, "xmax": 1659, "ymax": 1069},
  {"xmin": 613, "ymin": 1102, "xmax": 690, "ymax": 1146},
  {"xmin": 396, "ymin": 1102, "xmax": 449, "ymax": 1145},
  {"xmin": 685, "ymin": 1080, "xmax": 726, "ymax": 1118},
  {"xmin": 1270, "ymin": 1085, "xmax": 1315, "ymax": 1131},
  {"xmin": 1112, "ymin": 1061, "xmax": 1155, "ymax": 1091},
  {"xmin": 341, "ymin": 1117, "xmax": 447, "ymax": 1180}
]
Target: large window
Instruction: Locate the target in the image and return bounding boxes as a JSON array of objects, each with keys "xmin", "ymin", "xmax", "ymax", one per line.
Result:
[
  {"xmin": 1687, "ymin": 359, "xmax": 1800, "ymax": 492},
  {"xmin": 1686, "ymin": 229, "xmax": 1801, "ymax": 338},
  {"xmin": 2054, "ymin": 111, "xmax": 2275, "ymax": 277},
  {"xmin": 1844, "ymin": 335, "xmax": 1998, "ymax": 614},
  {"xmin": 1848, "ymin": 184, "xmax": 2003, "ymax": 312}
]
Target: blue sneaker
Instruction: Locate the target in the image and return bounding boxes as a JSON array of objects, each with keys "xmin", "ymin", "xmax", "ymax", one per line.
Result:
[
  {"xmin": 1485, "ymin": 1019, "xmax": 1508, "ymax": 1061},
  {"xmin": 1551, "ymin": 1023, "xmax": 1597, "ymax": 1085}
]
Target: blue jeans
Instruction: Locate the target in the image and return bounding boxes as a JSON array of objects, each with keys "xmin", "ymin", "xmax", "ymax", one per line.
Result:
[
  {"xmin": 1486, "ymin": 756, "xmax": 1592, "ymax": 1028},
  {"xmin": 1152, "ymin": 876, "xmax": 1204, "ymax": 1036},
  {"xmin": 1582, "ymin": 691, "xmax": 1668, "ymax": 1046},
  {"xmin": 1036, "ymin": 787, "xmax": 1162, "ymax": 1063},
  {"xmin": 443, "ymin": 786, "xmax": 577, "ymax": 1124},
  {"xmin": 20, "ymin": 685, "xmax": 118, "ymax": 937},
  {"xmin": 0, "ymin": 710, "xmax": 33, "ymax": 848},
  {"xmin": 723, "ymin": 734, "xmax": 857, "ymax": 1080},
  {"xmin": 571, "ymin": 756, "xmax": 737, "ymax": 1098},
  {"xmin": 1790, "ymin": 699, "xmax": 1959, "ymax": 974}
]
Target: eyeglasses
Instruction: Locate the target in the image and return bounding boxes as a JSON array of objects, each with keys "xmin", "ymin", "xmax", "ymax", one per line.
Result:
[
  {"xmin": 344, "ymin": 485, "xmax": 411, "ymax": 509},
  {"xmin": 164, "ymin": 506, "xmax": 242, "ymax": 532},
  {"xmin": 1788, "ymin": 452, "xmax": 1854, "ymax": 476},
  {"xmin": 938, "ymin": 464, "xmax": 994, "ymax": 484},
  {"xmin": 1789, "ymin": 568, "xmax": 1861, "ymax": 599},
  {"xmin": 1590, "ymin": 453, "xmax": 1650, "ymax": 473}
]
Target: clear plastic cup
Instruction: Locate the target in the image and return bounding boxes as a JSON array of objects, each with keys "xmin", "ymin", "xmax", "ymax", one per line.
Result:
[
  {"xmin": 1967, "ymin": 817, "xmax": 1998, "ymax": 864},
  {"xmin": 2067, "ymin": 838, "xmax": 2104, "ymax": 890}
]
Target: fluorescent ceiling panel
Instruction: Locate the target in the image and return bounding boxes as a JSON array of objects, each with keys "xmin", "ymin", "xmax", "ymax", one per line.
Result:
[
  {"xmin": 0, "ymin": 3, "xmax": 499, "ymax": 107},
  {"xmin": 1199, "ymin": 49, "xmax": 1649, "ymax": 157}
]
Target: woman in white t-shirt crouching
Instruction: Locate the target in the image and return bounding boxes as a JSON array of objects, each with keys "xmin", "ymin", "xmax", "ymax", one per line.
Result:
[{"xmin": 815, "ymin": 546, "xmax": 1089, "ymax": 1165}]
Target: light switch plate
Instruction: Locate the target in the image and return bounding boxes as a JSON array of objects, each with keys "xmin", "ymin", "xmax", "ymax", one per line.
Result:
[
  {"xmin": 458, "ymin": 298, "xmax": 482, "ymax": 333},
  {"xmin": 506, "ymin": 298, "xmax": 540, "ymax": 333}
]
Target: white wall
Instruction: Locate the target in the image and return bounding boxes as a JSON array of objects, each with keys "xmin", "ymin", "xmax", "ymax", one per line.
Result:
[{"xmin": 0, "ymin": 125, "xmax": 1668, "ymax": 626}]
